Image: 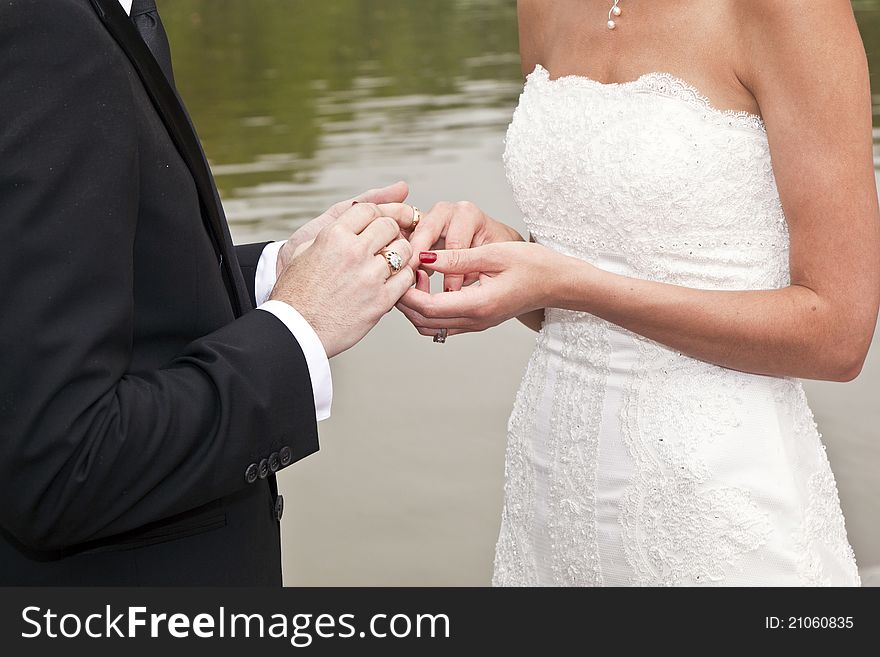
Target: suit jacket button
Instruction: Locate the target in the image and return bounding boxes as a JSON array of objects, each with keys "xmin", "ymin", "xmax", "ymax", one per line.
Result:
[
  {"xmin": 245, "ymin": 463, "xmax": 258, "ymax": 484},
  {"xmin": 268, "ymin": 452, "xmax": 280, "ymax": 473},
  {"xmin": 279, "ymin": 446, "xmax": 292, "ymax": 466},
  {"xmin": 274, "ymin": 495, "xmax": 284, "ymax": 521},
  {"xmin": 258, "ymin": 459, "xmax": 269, "ymax": 479}
]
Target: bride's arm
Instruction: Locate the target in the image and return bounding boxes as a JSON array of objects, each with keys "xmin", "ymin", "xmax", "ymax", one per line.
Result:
[
  {"xmin": 401, "ymin": 227, "xmax": 875, "ymax": 381},
  {"xmin": 398, "ymin": 2, "xmax": 880, "ymax": 381},
  {"xmin": 516, "ymin": 235, "xmax": 546, "ymax": 332}
]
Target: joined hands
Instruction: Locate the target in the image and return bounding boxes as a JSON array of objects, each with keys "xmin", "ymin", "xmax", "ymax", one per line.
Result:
[{"xmin": 272, "ymin": 183, "xmax": 569, "ymax": 355}]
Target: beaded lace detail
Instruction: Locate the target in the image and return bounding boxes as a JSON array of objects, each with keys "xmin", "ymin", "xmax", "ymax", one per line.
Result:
[
  {"xmin": 771, "ymin": 379, "xmax": 861, "ymax": 586},
  {"xmin": 492, "ymin": 63, "xmax": 860, "ymax": 586},
  {"xmin": 530, "ymin": 65, "xmax": 766, "ymax": 134},
  {"xmin": 619, "ymin": 340, "xmax": 771, "ymax": 585},
  {"xmin": 545, "ymin": 311, "xmax": 609, "ymax": 585},
  {"xmin": 492, "ymin": 327, "xmax": 550, "ymax": 586}
]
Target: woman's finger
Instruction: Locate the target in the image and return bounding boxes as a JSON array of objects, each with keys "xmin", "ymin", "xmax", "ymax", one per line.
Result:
[
  {"xmin": 396, "ymin": 301, "xmax": 431, "ymax": 327},
  {"xmin": 400, "ymin": 287, "xmax": 486, "ymax": 328},
  {"xmin": 442, "ymin": 202, "xmax": 483, "ymax": 293},
  {"xmin": 414, "ymin": 269, "xmax": 431, "ymax": 293},
  {"xmin": 398, "ymin": 287, "xmax": 483, "ymax": 319},
  {"xmin": 413, "ymin": 326, "xmax": 469, "ymax": 338},
  {"xmin": 396, "ymin": 302, "xmax": 475, "ymax": 330},
  {"xmin": 463, "ymin": 272, "xmax": 480, "ymax": 286},
  {"xmin": 417, "ymin": 245, "xmax": 502, "ymax": 276},
  {"xmin": 406, "ymin": 202, "xmax": 454, "ymax": 268}
]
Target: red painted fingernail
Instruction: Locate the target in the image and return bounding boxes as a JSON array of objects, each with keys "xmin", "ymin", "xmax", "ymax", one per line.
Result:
[
  {"xmin": 351, "ymin": 201, "xmax": 359, "ymax": 206},
  {"xmin": 445, "ymin": 288, "xmax": 452, "ymax": 293},
  {"xmin": 420, "ymin": 252, "xmax": 437, "ymax": 264}
]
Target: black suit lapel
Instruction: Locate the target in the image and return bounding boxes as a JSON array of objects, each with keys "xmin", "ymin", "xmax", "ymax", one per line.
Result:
[{"xmin": 89, "ymin": 0, "xmax": 245, "ymax": 317}]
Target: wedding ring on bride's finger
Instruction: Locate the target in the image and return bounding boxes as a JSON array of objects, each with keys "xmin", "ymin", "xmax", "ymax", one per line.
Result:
[
  {"xmin": 380, "ymin": 249, "xmax": 404, "ymax": 276},
  {"xmin": 410, "ymin": 206, "xmax": 422, "ymax": 230},
  {"xmin": 433, "ymin": 328, "xmax": 448, "ymax": 344}
]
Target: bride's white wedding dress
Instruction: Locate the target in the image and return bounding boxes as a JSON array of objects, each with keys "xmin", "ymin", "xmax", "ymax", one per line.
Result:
[{"xmin": 493, "ymin": 65, "xmax": 860, "ymax": 586}]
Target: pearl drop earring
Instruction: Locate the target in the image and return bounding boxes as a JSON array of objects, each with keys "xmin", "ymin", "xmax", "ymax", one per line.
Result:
[{"xmin": 607, "ymin": 1, "xmax": 623, "ymax": 30}]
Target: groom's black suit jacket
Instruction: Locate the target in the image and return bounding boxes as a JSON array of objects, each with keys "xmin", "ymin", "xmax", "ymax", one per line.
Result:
[{"xmin": 0, "ymin": 0, "xmax": 320, "ymax": 584}]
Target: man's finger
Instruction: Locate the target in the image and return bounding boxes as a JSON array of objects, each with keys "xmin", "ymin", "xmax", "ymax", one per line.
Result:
[
  {"xmin": 336, "ymin": 201, "xmax": 418, "ymax": 238},
  {"xmin": 293, "ymin": 238, "xmax": 314, "ymax": 259},
  {"xmin": 375, "ymin": 203, "xmax": 422, "ymax": 232},
  {"xmin": 361, "ymin": 217, "xmax": 404, "ymax": 255},
  {"xmin": 384, "ymin": 266, "xmax": 416, "ymax": 306},
  {"xmin": 382, "ymin": 238, "xmax": 414, "ymax": 274},
  {"xmin": 354, "ymin": 181, "xmax": 409, "ymax": 205},
  {"xmin": 336, "ymin": 202, "xmax": 382, "ymax": 234}
]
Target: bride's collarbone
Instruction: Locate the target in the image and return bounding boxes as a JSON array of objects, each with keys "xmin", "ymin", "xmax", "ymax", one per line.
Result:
[{"xmin": 534, "ymin": 3, "xmax": 757, "ymax": 115}]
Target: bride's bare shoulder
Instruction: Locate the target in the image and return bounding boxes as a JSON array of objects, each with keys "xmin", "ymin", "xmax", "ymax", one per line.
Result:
[
  {"xmin": 733, "ymin": 0, "xmax": 864, "ymax": 94},
  {"xmin": 734, "ymin": 0, "xmax": 859, "ymax": 53},
  {"xmin": 516, "ymin": 0, "xmax": 553, "ymax": 77},
  {"xmin": 738, "ymin": 0, "xmax": 855, "ymax": 22}
]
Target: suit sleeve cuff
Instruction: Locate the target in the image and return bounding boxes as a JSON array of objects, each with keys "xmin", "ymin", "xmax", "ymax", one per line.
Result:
[
  {"xmin": 255, "ymin": 241, "xmax": 285, "ymax": 306},
  {"xmin": 257, "ymin": 300, "xmax": 332, "ymax": 422}
]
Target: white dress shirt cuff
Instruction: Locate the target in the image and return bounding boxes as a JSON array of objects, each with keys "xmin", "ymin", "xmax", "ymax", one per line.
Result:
[
  {"xmin": 254, "ymin": 240, "xmax": 285, "ymax": 306},
  {"xmin": 257, "ymin": 302, "xmax": 332, "ymax": 422}
]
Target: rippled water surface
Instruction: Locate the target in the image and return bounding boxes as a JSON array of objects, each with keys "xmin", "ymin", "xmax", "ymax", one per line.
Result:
[{"xmin": 163, "ymin": 0, "xmax": 522, "ymax": 236}]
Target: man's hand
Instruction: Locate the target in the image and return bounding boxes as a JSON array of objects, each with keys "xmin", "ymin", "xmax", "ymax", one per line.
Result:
[
  {"xmin": 271, "ymin": 203, "xmax": 416, "ymax": 358},
  {"xmin": 277, "ymin": 181, "xmax": 410, "ymax": 278},
  {"xmin": 406, "ymin": 201, "xmax": 524, "ymax": 293}
]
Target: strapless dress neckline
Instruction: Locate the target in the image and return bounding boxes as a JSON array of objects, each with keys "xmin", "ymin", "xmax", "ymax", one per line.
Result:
[{"xmin": 527, "ymin": 64, "xmax": 766, "ymax": 134}]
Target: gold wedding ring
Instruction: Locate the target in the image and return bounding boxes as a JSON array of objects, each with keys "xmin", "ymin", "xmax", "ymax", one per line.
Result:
[
  {"xmin": 410, "ymin": 206, "xmax": 422, "ymax": 230},
  {"xmin": 380, "ymin": 249, "xmax": 404, "ymax": 276}
]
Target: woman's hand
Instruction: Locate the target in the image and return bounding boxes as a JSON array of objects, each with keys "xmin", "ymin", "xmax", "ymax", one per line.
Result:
[
  {"xmin": 406, "ymin": 201, "xmax": 525, "ymax": 293},
  {"xmin": 396, "ymin": 242, "xmax": 573, "ymax": 337}
]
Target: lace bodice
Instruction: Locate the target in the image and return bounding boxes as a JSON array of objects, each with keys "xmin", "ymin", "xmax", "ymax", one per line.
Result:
[{"xmin": 505, "ymin": 65, "xmax": 789, "ymax": 290}]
